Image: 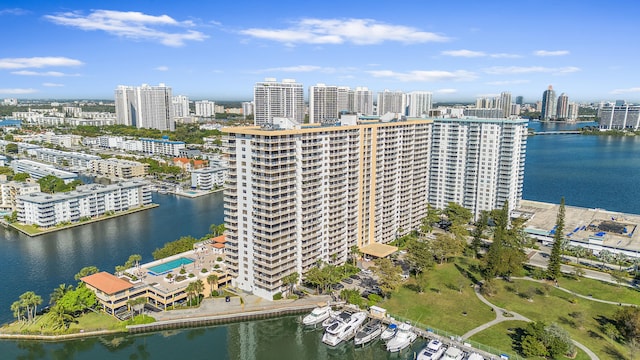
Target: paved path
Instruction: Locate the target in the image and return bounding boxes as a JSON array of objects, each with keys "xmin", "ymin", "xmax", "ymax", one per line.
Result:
[
  {"xmin": 462, "ymin": 283, "xmax": 600, "ymax": 360},
  {"xmin": 151, "ymin": 290, "xmax": 332, "ymax": 321}
]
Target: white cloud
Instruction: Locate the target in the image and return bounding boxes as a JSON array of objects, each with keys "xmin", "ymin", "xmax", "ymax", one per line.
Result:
[
  {"xmin": 0, "ymin": 57, "xmax": 83, "ymax": 69},
  {"xmin": 442, "ymin": 49, "xmax": 486, "ymax": 57},
  {"xmin": 484, "ymin": 66, "xmax": 580, "ymax": 75},
  {"xmin": 43, "ymin": 82, "xmax": 64, "ymax": 87},
  {"xmin": 256, "ymin": 65, "xmax": 332, "ymax": 73},
  {"xmin": 0, "ymin": 88, "xmax": 37, "ymax": 94},
  {"xmin": 441, "ymin": 49, "xmax": 521, "ymax": 58},
  {"xmin": 611, "ymin": 87, "xmax": 640, "ymax": 95},
  {"xmin": 45, "ymin": 10, "xmax": 207, "ymax": 47},
  {"xmin": 0, "ymin": 8, "xmax": 28, "ymax": 16},
  {"xmin": 368, "ymin": 69, "xmax": 477, "ymax": 82},
  {"xmin": 476, "ymin": 93, "xmax": 501, "ymax": 98},
  {"xmin": 436, "ymin": 88, "xmax": 457, "ymax": 94},
  {"xmin": 240, "ymin": 18, "xmax": 449, "ymax": 45},
  {"xmin": 485, "ymin": 79, "xmax": 530, "ymax": 85},
  {"xmin": 155, "ymin": 66, "xmax": 169, "ymax": 71},
  {"xmin": 11, "ymin": 70, "xmax": 79, "ymax": 77},
  {"xmin": 534, "ymin": 50, "xmax": 570, "ymax": 57}
]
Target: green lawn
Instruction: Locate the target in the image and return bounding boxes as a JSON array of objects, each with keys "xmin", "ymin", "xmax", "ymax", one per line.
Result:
[
  {"xmin": 469, "ymin": 321, "xmax": 591, "ymax": 360},
  {"xmin": 488, "ymin": 278, "xmax": 629, "ymax": 359},
  {"xmin": 557, "ymin": 275, "xmax": 640, "ymax": 306},
  {"xmin": 1, "ymin": 311, "xmax": 124, "ymax": 335},
  {"xmin": 382, "ymin": 258, "xmax": 495, "ymax": 336}
]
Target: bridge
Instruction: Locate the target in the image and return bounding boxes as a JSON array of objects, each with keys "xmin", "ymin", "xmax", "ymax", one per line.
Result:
[{"xmin": 530, "ymin": 130, "xmax": 581, "ymax": 135}]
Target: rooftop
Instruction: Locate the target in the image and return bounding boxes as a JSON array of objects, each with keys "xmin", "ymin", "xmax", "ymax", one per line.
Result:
[{"xmin": 81, "ymin": 271, "xmax": 133, "ymax": 295}]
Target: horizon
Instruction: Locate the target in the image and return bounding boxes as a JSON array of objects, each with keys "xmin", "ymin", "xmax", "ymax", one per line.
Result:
[{"xmin": 1, "ymin": 1, "xmax": 639, "ymax": 103}]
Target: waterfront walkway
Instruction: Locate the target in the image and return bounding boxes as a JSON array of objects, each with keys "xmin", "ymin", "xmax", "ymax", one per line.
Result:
[
  {"xmin": 150, "ymin": 290, "xmax": 332, "ymax": 322},
  {"xmin": 461, "ymin": 281, "xmax": 601, "ymax": 360}
]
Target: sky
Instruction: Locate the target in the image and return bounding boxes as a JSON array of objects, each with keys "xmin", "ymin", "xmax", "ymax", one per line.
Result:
[{"xmin": 1, "ymin": 0, "xmax": 639, "ymax": 103}]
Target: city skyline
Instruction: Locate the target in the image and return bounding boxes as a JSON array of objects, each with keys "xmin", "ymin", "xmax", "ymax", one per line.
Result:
[{"xmin": 1, "ymin": 1, "xmax": 639, "ymax": 103}]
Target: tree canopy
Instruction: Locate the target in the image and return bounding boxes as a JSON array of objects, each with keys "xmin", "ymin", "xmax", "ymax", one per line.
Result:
[{"xmin": 547, "ymin": 197, "xmax": 566, "ymax": 280}]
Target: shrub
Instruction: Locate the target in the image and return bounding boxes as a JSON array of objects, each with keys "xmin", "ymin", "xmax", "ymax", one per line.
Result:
[
  {"xmin": 273, "ymin": 292, "xmax": 283, "ymax": 300},
  {"xmin": 179, "ymin": 268, "xmax": 187, "ymax": 274},
  {"xmin": 166, "ymin": 273, "xmax": 173, "ymax": 279},
  {"xmin": 188, "ymin": 273, "xmax": 195, "ymax": 278},
  {"xmin": 175, "ymin": 275, "xmax": 187, "ymax": 282},
  {"xmin": 201, "ymin": 268, "xmax": 208, "ymax": 273},
  {"xmin": 217, "ymin": 257, "xmax": 223, "ymax": 262}
]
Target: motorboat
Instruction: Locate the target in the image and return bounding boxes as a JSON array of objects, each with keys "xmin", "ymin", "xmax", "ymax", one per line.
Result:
[
  {"xmin": 416, "ymin": 339, "xmax": 446, "ymax": 360},
  {"xmin": 442, "ymin": 347, "xmax": 465, "ymax": 360},
  {"xmin": 321, "ymin": 310, "xmax": 344, "ymax": 328},
  {"xmin": 302, "ymin": 306, "xmax": 332, "ymax": 326},
  {"xmin": 385, "ymin": 322, "xmax": 417, "ymax": 352},
  {"xmin": 380, "ymin": 323, "xmax": 397, "ymax": 341},
  {"xmin": 322, "ymin": 311, "xmax": 367, "ymax": 347},
  {"xmin": 353, "ymin": 318, "xmax": 382, "ymax": 346}
]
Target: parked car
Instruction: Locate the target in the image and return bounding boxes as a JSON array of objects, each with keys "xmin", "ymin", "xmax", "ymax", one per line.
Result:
[
  {"xmin": 350, "ymin": 274, "xmax": 360, "ymax": 280},
  {"xmin": 332, "ymin": 283, "xmax": 345, "ymax": 290},
  {"xmin": 343, "ymin": 278, "xmax": 353, "ymax": 284}
]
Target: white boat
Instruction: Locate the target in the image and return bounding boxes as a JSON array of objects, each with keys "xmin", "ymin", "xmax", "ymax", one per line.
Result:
[
  {"xmin": 321, "ymin": 310, "xmax": 343, "ymax": 328},
  {"xmin": 380, "ymin": 323, "xmax": 397, "ymax": 341},
  {"xmin": 354, "ymin": 318, "xmax": 382, "ymax": 346},
  {"xmin": 322, "ymin": 311, "xmax": 367, "ymax": 347},
  {"xmin": 385, "ymin": 322, "xmax": 417, "ymax": 352},
  {"xmin": 302, "ymin": 306, "xmax": 332, "ymax": 326},
  {"xmin": 416, "ymin": 339, "xmax": 446, "ymax": 360},
  {"xmin": 442, "ymin": 347, "xmax": 465, "ymax": 360}
]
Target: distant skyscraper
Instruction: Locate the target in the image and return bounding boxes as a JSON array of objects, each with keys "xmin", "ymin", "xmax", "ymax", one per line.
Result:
[
  {"xmin": 407, "ymin": 91, "xmax": 433, "ymax": 117},
  {"xmin": 309, "ymin": 84, "xmax": 339, "ymax": 124},
  {"xmin": 241, "ymin": 101, "xmax": 253, "ymax": 119},
  {"xmin": 377, "ymin": 90, "xmax": 407, "ymax": 115},
  {"xmin": 498, "ymin": 92, "xmax": 512, "ymax": 118},
  {"xmin": 541, "ymin": 85, "xmax": 557, "ymax": 121},
  {"xmin": 351, "ymin": 87, "xmax": 374, "ymax": 115},
  {"xmin": 195, "ymin": 100, "xmax": 215, "ymax": 117},
  {"xmin": 115, "ymin": 84, "xmax": 175, "ymax": 131},
  {"xmin": 568, "ymin": 102, "xmax": 579, "ymax": 121},
  {"xmin": 253, "ymin": 78, "xmax": 304, "ymax": 126},
  {"xmin": 515, "ymin": 96, "xmax": 524, "ymax": 105},
  {"xmin": 172, "ymin": 95, "xmax": 189, "ymax": 118},
  {"xmin": 556, "ymin": 93, "xmax": 570, "ymax": 119}
]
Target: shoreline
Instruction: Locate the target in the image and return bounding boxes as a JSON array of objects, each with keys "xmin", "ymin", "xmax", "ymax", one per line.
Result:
[{"xmin": 7, "ymin": 203, "xmax": 160, "ymax": 237}]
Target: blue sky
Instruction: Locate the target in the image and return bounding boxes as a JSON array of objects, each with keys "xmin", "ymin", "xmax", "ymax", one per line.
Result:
[{"xmin": 1, "ymin": 0, "xmax": 638, "ymax": 103}]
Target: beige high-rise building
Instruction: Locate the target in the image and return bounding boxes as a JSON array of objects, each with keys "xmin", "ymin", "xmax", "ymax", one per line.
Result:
[{"xmin": 222, "ymin": 116, "xmax": 528, "ymax": 299}]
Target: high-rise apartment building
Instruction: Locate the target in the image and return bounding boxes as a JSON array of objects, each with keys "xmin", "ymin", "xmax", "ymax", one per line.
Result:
[
  {"xmin": 499, "ymin": 92, "xmax": 512, "ymax": 118},
  {"xmin": 115, "ymin": 84, "xmax": 175, "ymax": 131},
  {"xmin": 541, "ymin": 85, "xmax": 557, "ymax": 121},
  {"xmin": 515, "ymin": 96, "xmax": 524, "ymax": 105},
  {"xmin": 172, "ymin": 95, "xmax": 189, "ymax": 118},
  {"xmin": 195, "ymin": 100, "xmax": 216, "ymax": 117},
  {"xmin": 253, "ymin": 78, "xmax": 304, "ymax": 126},
  {"xmin": 351, "ymin": 87, "xmax": 374, "ymax": 115},
  {"xmin": 223, "ymin": 116, "xmax": 527, "ymax": 299},
  {"xmin": 556, "ymin": 93, "xmax": 570, "ymax": 120},
  {"xmin": 242, "ymin": 102, "xmax": 254, "ymax": 119},
  {"xmin": 407, "ymin": 91, "xmax": 433, "ymax": 117},
  {"xmin": 377, "ymin": 90, "xmax": 407, "ymax": 116},
  {"xmin": 428, "ymin": 118, "xmax": 528, "ymax": 217},
  {"xmin": 598, "ymin": 104, "xmax": 640, "ymax": 130},
  {"xmin": 309, "ymin": 84, "xmax": 339, "ymax": 124}
]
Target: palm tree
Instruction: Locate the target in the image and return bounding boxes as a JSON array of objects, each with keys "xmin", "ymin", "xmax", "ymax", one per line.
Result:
[
  {"xmin": 49, "ymin": 304, "xmax": 73, "ymax": 330},
  {"xmin": 350, "ymin": 245, "xmax": 361, "ymax": 266},
  {"xmin": 573, "ymin": 246, "xmax": 587, "ymax": 267},
  {"xmin": 49, "ymin": 284, "xmax": 73, "ymax": 305},
  {"xmin": 185, "ymin": 282, "xmax": 196, "ymax": 305},
  {"xmin": 10, "ymin": 300, "xmax": 23, "ymax": 322},
  {"xmin": 281, "ymin": 272, "xmax": 300, "ymax": 297},
  {"xmin": 19, "ymin": 291, "xmax": 42, "ymax": 323},
  {"xmin": 207, "ymin": 274, "xmax": 219, "ymax": 296},
  {"xmin": 193, "ymin": 279, "xmax": 205, "ymax": 304}
]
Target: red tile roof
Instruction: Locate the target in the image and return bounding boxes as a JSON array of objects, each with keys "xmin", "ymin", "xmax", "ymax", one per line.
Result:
[
  {"xmin": 81, "ymin": 272, "xmax": 133, "ymax": 295},
  {"xmin": 211, "ymin": 243, "xmax": 225, "ymax": 249},
  {"xmin": 211, "ymin": 235, "xmax": 226, "ymax": 243}
]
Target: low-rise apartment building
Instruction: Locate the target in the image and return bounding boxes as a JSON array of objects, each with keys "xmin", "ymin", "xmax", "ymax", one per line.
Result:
[{"xmin": 90, "ymin": 158, "xmax": 149, "ymax": 179}]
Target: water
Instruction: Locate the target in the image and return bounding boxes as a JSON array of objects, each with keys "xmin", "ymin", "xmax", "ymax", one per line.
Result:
[
  {"xmin": 3, "ymin": 124, "xmax": 640, "ymax": 358},
  {"xmin": 0, "ymin": 316, "xmax": 426, "ymax": 360}
]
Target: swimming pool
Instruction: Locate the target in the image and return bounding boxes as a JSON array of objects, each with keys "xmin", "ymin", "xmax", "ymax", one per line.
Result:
[{"xmin": 148, "ymin": 257, "xmax": 194, "ymax": 275}]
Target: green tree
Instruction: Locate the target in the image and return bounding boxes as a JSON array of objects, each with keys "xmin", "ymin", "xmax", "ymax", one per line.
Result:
[
  {"xmin": 281, "ymin": 272, "xmax": 300, "ymax": 297},
  {"xmin": 443, "ymin": 202, "xmax": 473, "ymax": 227},
  {"xmin": 49, "ymin": 283, "xmax": 73, "ymax": 305},
  {"xmin": 547, "ymin": 198, "xmax": 566, "ymax": 280},
  {"xmin": 56, "ymin": 286, "xmax": 97, "ymax": 314},
  {"xmin": 420, "ymin": 204, "xmax": 440, "ymax": 235},
  {"xmin": 14, "ymin": 291, "xmax": 43, "ymax": 323},
  {"xmin": 430, "ymin": 233, "xmax": 465, "ymax": 264},
  {"xmin": 470, "ymin": 210, "xmax": 489, "ymax": 258},
  {"xmin": 405, "ymin": 238, "xmax": 434, "ymax": 276},
  {"xmin": 614, "ymin": 306, "xmax": 640, "ymax": 343},
  {"xmin": 340, "ymin": 289, "xmax": 363, "ymax": 307},
  {"xmin": 124, "ymin": 254, "xmax": 142, "ymax": 269},
  {"xmin": 5, "ymin": 143, "xmax": 18, "ymax": 154},
  {"xmin": 484, "ymin": 201, "xmax": 526, "ymax": 279},
  {"xmin": 207, "ymin": 274, "xmax": 219, "ymax": 295},
  {"xmin": 74, "ymin": 266, "xmax": 99, "ymax": 281},
  {"xmin": 127, "ymin": 297, "xmax": 147, "ymax": 316},
  {"xmin": 209, "ymin": 223, "xmax": 225, "ymax": 236},
  {"xmin": 350, "ymin": 245, "xmax": 361, "ymax": 266},
  {"xmin": 48, "ymin": 303, "xmax": 74, "ymax": 330},
  {"xmin": 12, "ymin": 172, "xmax": 30, "ymax": 182},
  {"xmin": 372, "ymin": 258, "xmax": 402, "ymax": 297},
  {"xmin": 193, "ymin": 279, "xmax": 205, "ymax": 304}
]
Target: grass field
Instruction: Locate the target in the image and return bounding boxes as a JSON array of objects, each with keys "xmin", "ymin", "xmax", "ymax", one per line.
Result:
[
  {"xmin": 557, "ymin": 275, "xmax": 640, "ymax": 306},
  {"xmin": 488, "ymin": 278, "xmax": 629, "ymax": 359},
  {"xmin": 1, "ymin": 312, "xmax": 124, "ymax": 335},
  {"xmin": 382, "ymin": 258, "xmax": 495, "ymax": 336}
]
